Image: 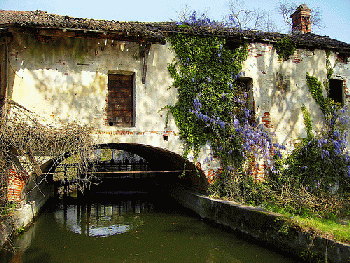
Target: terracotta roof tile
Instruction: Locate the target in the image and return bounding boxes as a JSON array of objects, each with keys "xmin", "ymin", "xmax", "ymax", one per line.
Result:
[{"xmin": 0, "ymin": 10, "xmax": 349, "ymax": 54}]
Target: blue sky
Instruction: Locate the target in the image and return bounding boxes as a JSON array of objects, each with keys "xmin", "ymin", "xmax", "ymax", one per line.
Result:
[{"xmin": 1, "ymin": 0, "xmax": 350, "ymax": 43}]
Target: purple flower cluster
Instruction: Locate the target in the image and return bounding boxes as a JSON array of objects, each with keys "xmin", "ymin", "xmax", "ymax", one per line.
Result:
[
  {"xmin": 190, "ymin": 109, "xmax": 226, "ymax": 129},
  {"xmin": 176, "ymin": 11, "xmax": 220, "ymax": 27},
  {"xmin": 193, "ymin": 98, "xmax": 201, "ymax": 111},
  {"xmin": 189, "ymin": 89, "xmax": 285, "ymax": 172},
  {"xmin": 235, "ymin": 119, "xmax": 284, "ymax": 161},
  {"xmin": 294, "ymin": 105, "xmax": 350, "ymax": 190},
  {"xmin": 190, "ymin": 97, "xmax": 226, "ymax": 129}
]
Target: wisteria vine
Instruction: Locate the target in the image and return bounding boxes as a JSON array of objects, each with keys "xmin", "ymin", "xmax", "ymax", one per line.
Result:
[
  {"xmin": 167, "ymin": 29, "xmax": 284, "ymax": 195},
  {"xmin": 283, "ymin": 76, "xmax": 350, "ymax": 194}
]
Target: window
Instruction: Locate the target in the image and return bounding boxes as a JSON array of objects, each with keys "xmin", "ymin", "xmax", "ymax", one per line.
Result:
[
  {"xmin": 107, "ymin": 71, "xmax": 135, "ymax": 127},
  {"xmin": 236, "ymin": 77, "xmax": 254, "ymax": 113},
  {"xmin": 329, "ymin": 79, "xmax": 344, "ymax": 105}
]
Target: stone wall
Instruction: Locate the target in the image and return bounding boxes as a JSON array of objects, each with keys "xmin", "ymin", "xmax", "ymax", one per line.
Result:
[
  {"xmin": 0, "ymin": 216, "xmax": 13, "ymax": 247},
  {"xmin": 0, "ymin": 172, "xmax": 53, "ymax": 247},
  {"xmin": 170, "ymin": 187, "xmax": 350, "ymax": 263}
]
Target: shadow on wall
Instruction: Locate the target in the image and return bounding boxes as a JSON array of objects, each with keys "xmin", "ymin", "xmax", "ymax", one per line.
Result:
[
  {"xmin": 252, "ymin": 46, "xmax": 326, "ymax": 146},
  {"xmin": 8, "ymin": 33, "xmax": 176, "ymax": 132},
  {"xmin": 10, "ymin": 35, "xmax": 107, "ymax": 127}
]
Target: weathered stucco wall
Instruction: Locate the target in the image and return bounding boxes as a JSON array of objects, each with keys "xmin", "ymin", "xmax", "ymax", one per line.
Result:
[
  {"xmin": 243, "ymin": 42, "xmax": 350, "ymax": 150},
  {"xmin": 6, "ymin": 34, "xmax": 350, "ymax": 172},
  {"xmin": 8, "ymin": 34, "xmax": 183, "ymax": 152}
]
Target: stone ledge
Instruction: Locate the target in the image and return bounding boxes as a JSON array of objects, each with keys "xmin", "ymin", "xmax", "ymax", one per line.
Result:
[
  {"xmin": 170, "ymin": 187, "xmax": 350, "ymax": 263},
  {"xmin": 0, "ymin": 216, "xmax": 14, "ymax": 247}
]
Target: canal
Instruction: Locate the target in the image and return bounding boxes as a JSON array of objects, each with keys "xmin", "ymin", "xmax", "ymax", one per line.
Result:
[{"xmin": 1, "ymin": 192, "xmax": 297, "ymax": 263}]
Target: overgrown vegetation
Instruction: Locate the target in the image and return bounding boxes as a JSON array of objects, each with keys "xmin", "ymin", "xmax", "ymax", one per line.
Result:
[
  {"xmin": 274, "ymin": 37, "xmax": 296, "ymax": 60},
  {"xmin": 168, "ymin": 18, "xmax": 350, "ymax": 243},
  {"xmin": 269, "ymin": 74, "xmax": 350, "ymax": 223},
  {"xmin": 167, "ymin": 30, "xmax": 285, "ymax": 201},
  {"xmin": 0, "ymin": 100, "xmax": 95, "ymax": 216}
]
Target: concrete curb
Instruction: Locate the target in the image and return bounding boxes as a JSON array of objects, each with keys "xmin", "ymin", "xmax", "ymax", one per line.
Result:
[{"xmin": 170, "ymin": 187, "xmax": 350, "ymax": 263}]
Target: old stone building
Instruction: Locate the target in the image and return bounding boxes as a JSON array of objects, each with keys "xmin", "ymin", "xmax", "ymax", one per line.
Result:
[{"xmin": 0, "ymin": 6, "xmax": 350, "ymax": 202}]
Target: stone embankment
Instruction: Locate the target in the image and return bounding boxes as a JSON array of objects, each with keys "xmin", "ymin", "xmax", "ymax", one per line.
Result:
[
  {"xmin": 171, "ymin": 187, "xmax": 350, "ymax": 263},
  {"xmin": 0, "ymin": 172, "xmax": 53, "ymax": 247}
]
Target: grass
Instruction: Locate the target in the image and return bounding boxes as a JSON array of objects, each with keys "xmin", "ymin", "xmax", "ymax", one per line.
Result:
[
  {"xmin": 209, "ymin": 189, "xmax": 350, "ymax": 244},
  {"xmin": 264, "ymin": 204, "xmax": 350, "ymax": 244},
  {"xmin": 289, "ymin": 215, "xmax": 350, "ymax": 244}
]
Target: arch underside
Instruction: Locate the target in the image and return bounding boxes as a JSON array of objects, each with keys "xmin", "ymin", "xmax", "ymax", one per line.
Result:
[{"xmin": 36, "ymin": 143, "xmax": 208, "ymax": 198}]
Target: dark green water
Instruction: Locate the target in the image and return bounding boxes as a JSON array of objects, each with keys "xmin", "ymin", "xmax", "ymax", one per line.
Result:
[{"xmin": 1, "ymin": 194, "xmax": 296, "ymax": 263}]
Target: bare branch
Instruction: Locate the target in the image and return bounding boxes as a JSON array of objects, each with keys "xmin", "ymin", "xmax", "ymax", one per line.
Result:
[
  {"xmin": 225, "ymin": 0, "xmax": 277, "ymax": 32},
  {"xmin": 277, "ymin": 0, "xmax": 325, "ymax": 32},
  {"xmin": 0, "ymin": 100, "xmax": 96, "ymax": 204}
]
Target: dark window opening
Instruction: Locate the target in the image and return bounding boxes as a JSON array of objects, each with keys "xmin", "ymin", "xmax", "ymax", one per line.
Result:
[
  {"xmin": 224, "ymin": 39, "xmax": 244, "ymax": 51},
  {"xmin": 329, "ymin": 79, "xmax": 344, "ymax": 106},
  {"xmin": 107, "ymin": 72, "xmax": 135, "ymax": 127},
  {"xmin": 236, "ymin": 77, "xmax": 255, "ymax": 124},
  {"xmin": 337, "ymin": 53, "xmax": 349, "ymax": 63}
]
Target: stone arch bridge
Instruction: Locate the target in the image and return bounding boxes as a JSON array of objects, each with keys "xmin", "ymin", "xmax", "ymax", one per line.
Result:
[{"xmin": 8, "ymin": 139, "xmax": 213, "ymax": 229}]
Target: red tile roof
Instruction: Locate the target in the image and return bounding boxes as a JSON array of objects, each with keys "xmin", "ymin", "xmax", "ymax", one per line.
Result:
[{"xmin": 1, "ymin": 10, "xmax": 349, "ymax": 55}]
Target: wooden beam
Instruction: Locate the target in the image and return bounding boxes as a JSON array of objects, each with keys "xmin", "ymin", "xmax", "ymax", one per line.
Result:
[{"xmin": 89, "ymin": 170, "xmax": 193, "ymax": 174}]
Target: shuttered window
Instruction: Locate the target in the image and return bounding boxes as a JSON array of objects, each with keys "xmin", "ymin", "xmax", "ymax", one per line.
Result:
[{"xmin": 107, "ymin": 72, "xmax": 134, "ymax": 127}]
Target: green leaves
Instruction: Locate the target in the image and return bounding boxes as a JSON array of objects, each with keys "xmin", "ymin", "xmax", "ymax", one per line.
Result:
[
  {"xmin": 274, "ymin": 37, "xmax": 296, "ymax": 61},
  {"xmin": 306, "ymin": 73, "xmax": 328, "ymax": 115},
  {"xmin": 301, "ymin": 104, "xmax": 313, "ymax": 140},
  {"xmin": 167, "ymin": 33, "xmax": 248, "ymax": 157}
]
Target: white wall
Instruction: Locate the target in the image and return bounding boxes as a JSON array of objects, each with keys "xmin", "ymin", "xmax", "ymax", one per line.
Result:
[
  {"xmin": 242, "ymin": 42, "xmax": 350, "ymax": 149},
  {"xmin": 8, "ymin": 34, "xmax": 185, "ymax": 156},
  {"xmin": 7, "ymin": 33, "xmax": 350, "ymax": 174}
]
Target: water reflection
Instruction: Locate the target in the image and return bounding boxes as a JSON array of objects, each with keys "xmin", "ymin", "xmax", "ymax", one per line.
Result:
[
  {"xmin": 1, "ymin": 194, "xmax": 296, "ymax": 263},
  {"xmin": 55, "ymin": 199, "xmax": 153, "ymax": 237}
]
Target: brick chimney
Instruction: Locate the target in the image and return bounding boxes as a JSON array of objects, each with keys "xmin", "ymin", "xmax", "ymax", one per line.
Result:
[{"xmin": 290, "ymin": 4, "xmax": 311, "ymax": 33}]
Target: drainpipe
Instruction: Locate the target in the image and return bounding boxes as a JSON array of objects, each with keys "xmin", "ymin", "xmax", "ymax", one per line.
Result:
[{"xmin": 140, "ymin": 42, "xmax": 151, "ymax": 84}]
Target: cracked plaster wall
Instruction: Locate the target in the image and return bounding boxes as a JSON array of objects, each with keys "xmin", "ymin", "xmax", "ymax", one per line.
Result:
[
  {"xmin": 242, "ymin": 42, "xmax": 350, "ymax": 151},
  {"xmin": 6, "ymin": 35, "xmax": 350, "ymax": 176}
]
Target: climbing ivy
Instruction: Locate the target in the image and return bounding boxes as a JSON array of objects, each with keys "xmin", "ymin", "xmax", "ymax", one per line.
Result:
[
  {"xmin": 167, "ymin": 33, "xmax": 248, "ymax": 161},
  {"xmin": 274, "ymin": 37, "xmax": 296, "ymax": 61},
  {"xmin": 306, "ymin": 73, "xmax": 329, "ymax": 116},
  {"xmin": 301, "ymin": 104, "xmax": 313, "ymax": 140},
  {"xmin": 167, "ymin": 31, "xmax": 286, "ymax": 201},
  {"xmin": 325, "ymin": 50, "xmax": 335, "ymax": 80}
]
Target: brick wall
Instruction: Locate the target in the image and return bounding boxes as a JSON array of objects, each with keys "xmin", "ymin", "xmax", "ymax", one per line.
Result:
[
  {"xmin": 261, "ymin": 112, "xmax": 273, "ymax": 128},
  {"xmin": 7, "ymin": 168, "xmax": 28, "ymax": 202}
]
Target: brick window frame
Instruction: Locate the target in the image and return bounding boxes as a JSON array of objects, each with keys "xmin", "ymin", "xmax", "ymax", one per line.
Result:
[{"xmin": 107, "ymin": 70, "xmax": 135, "ymax": 127}]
